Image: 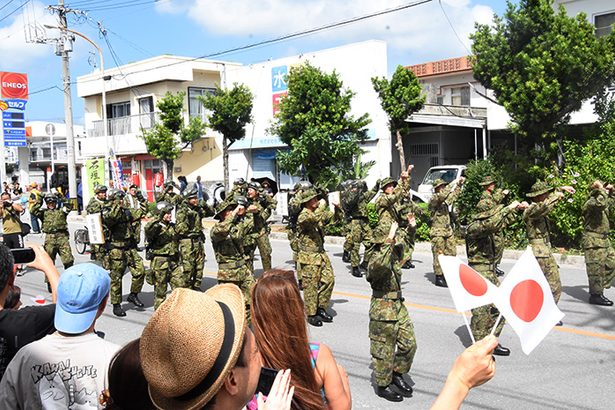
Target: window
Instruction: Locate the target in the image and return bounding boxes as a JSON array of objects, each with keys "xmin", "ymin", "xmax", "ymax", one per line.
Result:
[
  {"xmin": 451, "ymin": 86, "xmax": 470, "ymax": 106},
  {"xmin": 138, "ymin": 96, "xmax": 155, "ymax": 129},
  {"xmin": 595, "ymin": 12, "xmax": 615, "ymax": 37},
  {"xmin": 188, "ymin": 87, "xmax": 215, "ymax": 120},
  {"xmin": 106, "ymin": 101, "xmax": 131, "ymax": 119}
]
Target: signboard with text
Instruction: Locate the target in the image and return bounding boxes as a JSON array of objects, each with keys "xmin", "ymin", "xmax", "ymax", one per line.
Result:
[{"xmin": 1, "ymin": 72, "xmax": 28, "ymax": 147}]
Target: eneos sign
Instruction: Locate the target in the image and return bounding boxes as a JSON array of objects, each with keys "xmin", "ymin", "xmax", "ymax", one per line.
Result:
[{"xmin": 0, "ymin": 72, "xmax": 28, "ymax": 100}]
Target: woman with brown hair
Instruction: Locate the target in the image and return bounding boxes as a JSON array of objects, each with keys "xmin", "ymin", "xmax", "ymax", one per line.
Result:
[{"xmin": 251, "ymin": 269, "xmax": 351, "ymax": 410}]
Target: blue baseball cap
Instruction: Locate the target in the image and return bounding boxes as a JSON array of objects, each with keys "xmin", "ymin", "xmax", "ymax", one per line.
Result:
[{"xmin": 54, "ymin": 263, "xmax": 111, "ymax": 334}]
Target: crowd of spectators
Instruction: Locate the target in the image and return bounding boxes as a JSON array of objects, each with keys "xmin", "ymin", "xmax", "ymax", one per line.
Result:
[{"xmin": 0, "ymin": 241, "xmax": 498, "ymax": 409}]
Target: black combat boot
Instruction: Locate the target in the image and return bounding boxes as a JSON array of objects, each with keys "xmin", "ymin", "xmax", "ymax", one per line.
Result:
[
  {"xmin": 402, "ymin": 260, "xmax": 415, "ymax": 269},
  {"xmin": 360, "ymin": 260, "xmax": 368, "ymax": 271},
  {"xmin": 435, "ymin": 275, "xmax": 448, "ymax": 288},
  {"xmin": 493, "ymin": 344, "xmax": 510, "ymax": 356},
  {"xmin": 495, "ymin": 266, "xmax": 505, "ymax": 276},
  {"xmin": 342, "ymin": 250, "xmax": 350, "ymax": 263},
  {"xmin": 352, "ymin": 267, "xmax": 363, "ymax": 277},
  {"xmin": 392, "ymin": 372, "xmax": 413, "ymax": 397},
  {"xmin": 317, "ymin": 308, "xmax": 333, "ymax": 323},
  {"xmin": 113, "ymin": 304, "xmax": 126, "ymax": 317},
  {"xmin": 307, "ymin": 315, "xmax": 323, "ymax": 327},
  {"xmin": 589, "ymin": 293, "xmax": 614, "ymax": 306},
  {"xmin": 376, "ymin": 385, "xmax": 403, "ymax": 402},
  {"xmin": 127, "ymin": 293, "xmax": 144, "ymax": 307}
]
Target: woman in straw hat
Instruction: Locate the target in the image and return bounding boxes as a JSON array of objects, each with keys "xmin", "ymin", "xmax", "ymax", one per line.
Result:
[{"xmin": 251, "ymin": 270, "xmax": 351, "ymax": 410}]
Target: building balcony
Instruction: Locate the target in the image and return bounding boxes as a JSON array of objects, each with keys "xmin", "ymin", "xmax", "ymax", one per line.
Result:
[{"xmin": 30, "ymin": 147, "xmax": 69, "ymax": 163}]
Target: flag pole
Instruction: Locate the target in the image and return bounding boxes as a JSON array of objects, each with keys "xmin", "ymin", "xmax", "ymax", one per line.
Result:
[
  {"xmin": 490, "ymin": 314, "xmax": 503, "ymax": 336},
  {"xmin": 462, "ymin": 312, "xmax": 475, "ymax": 344}
]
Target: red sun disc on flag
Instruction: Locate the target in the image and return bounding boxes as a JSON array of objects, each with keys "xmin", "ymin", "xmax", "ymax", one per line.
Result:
[
  {"xmin": 510, "ymin": 279, "xmax": 544, "ymax": 322},
  {"xmin": 459, "ymin": 264, "xmax": 488, "ymax": 296}
]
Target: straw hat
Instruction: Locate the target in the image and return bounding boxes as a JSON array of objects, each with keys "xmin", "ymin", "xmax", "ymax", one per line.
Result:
[{"xmin": 140, "ymin": 286, "xmax": 247, "ymax": 410}]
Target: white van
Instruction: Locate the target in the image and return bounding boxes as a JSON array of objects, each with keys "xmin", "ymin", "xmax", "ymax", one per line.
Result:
[{"xmin": 417, "ymin": 165, "xmax": 467, "ymax": 202}]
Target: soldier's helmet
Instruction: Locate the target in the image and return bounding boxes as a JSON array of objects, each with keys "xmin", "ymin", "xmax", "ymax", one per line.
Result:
[
  {"xmin": 358, "ymin": 180, "xmax": 368, "ymax": 192},
  {"xmin": 182, "ymin": 186, "xmax": 198, "ymax": 200},
  {"xmin": 94, "ymin": 185, "xmax": 108, "ymax": 194},
  {"xmin": 43, "ymin": 193, "xmax": 57, "ymax": 203},
  {"xmin": 526, "ymin": 180, "xmax": 554, "ymax": 198},
  {"xmin": 247, "ymin": 181, "xmax": 261, "ymax": 191},
  {"xmin": 294, "ymin": 180, "xmax": 313, "ymax": 192},
  {"xmin": 163, "ymin": 180, "xmax": 179, "ymax": 191},
  {"xmin": 380, "ymin": 177, "xmax": 398, "ymax": 191},
  {"xmin": 432, "ymin": 179, "xmax": 448, "ymax": 190},
  {"xmin": 156, "ymin": 201, "xmax": 174, "ymax": 216},
  {"xmin": 479, "ymin": 175, "xmax": 496, "ymax": 187},
  {"xmin": 234, "ymin": 177, "xmax": 246, "ymax": 186},
  {"xmin": 107, "ymin": 189, "xmax": 126, "ymax": 201}
]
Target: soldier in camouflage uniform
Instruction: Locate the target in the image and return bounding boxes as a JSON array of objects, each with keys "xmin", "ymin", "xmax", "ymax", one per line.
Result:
[
  {"xmin": 429, "ymin": 177, "xmax": 464, "ymax": 287},
  {"xmin": 228, "ymin": 177, "xmax": 248, "ymax": 198},
  {"xmin": 155, "ymin": 181, "xmax": 183, "ymax": 206},
  {"xmin": 176, "ymin": 186, "xmax": 215, "ymax": 290},
  {"xmin": 466, "ymin": 200, "xmax": 527, "ymax": 356},
  {"xmin": 31, "ymin": 193, "xmax": 74, "ymax": 292},
  {"xmin": 86, "ymin": 185, "xmax": 109, "ymax": 268},
  {"xmin": 144, "ymin": 201, "xmax": 183, "ymax": 309},
  {"xmin": 125, "ymin": 184, "xmax": 149, "ymax": 281},
  {"xmin": 524, "ymin": 180, "xmax": 575, "ymax": 307},
  {"xmin": 103, "ymin": 189, "xmax": 148, "ymax": 316},
  {"xmin": 211, "ymin": 195, "xmax": 255, "ymax": 319},
  {"xmin": 297, "ymin": 188, "xmax": 340, "ymax": 327},
  {"xmin": 367, "ymin": 165, "xmax": 416, "ymax": 402},
  {"xmin": 477, "ymin": 176, "xmax": 510, "ymax": 276},
  {"xmin": 340, "ymin": 179, "xmax": 356, "ymax": 263},
  {"xmin": 245, "ymin": 181, "xmax": 276, "ymax": 271},
  {"xmin": 287, "ymin": 181, "xmax": 312, "ymax": 287},
  {"xmin": 582, "ymin": 180, "xmax": 615, "ymax": 306},
  {"xmin": 396, "ymin": 193, "xmax": 424, "ymax": 270}
]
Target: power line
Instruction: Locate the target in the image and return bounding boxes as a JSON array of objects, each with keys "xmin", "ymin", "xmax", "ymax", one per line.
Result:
[
  {"xmin": 438, "ymin": 0, "xmax": 471, "ymax": 54},
  {"xmin": 0, "ymin": 0, "xmax": 31, "ymax": 24},
  {"xmin": 0, "ymin": 0, "xmax": 18, "ymax": 13},
  {"xmin": 84, "ymin": 0, "xmax": 163, "ymax": 12}
]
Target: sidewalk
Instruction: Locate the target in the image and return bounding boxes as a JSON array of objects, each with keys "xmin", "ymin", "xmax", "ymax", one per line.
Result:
[{"xmin": 67, "ymin": 214, "xmax": 587, "ymax": 267}]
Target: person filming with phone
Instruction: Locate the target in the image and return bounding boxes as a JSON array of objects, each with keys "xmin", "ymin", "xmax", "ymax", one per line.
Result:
[{"xmin": 0, "ymin": 192, "xmax": 25, "ymax": 249}]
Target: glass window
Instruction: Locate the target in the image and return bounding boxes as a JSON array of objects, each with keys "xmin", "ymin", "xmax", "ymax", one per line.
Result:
[
  {"xmin": 451, "ymin": 86, "xmax": 470, "ymax": 106},
  {"xmin": 106, "ymin": 101, "xmax": 131, "ymax": 119},
  {"xmin": 595, "ymin": 12, "xmax": 615, "ymax": 37},
  {"xmin": 188, "ymin": 87, "xmax": 216, "ymax": 120}
]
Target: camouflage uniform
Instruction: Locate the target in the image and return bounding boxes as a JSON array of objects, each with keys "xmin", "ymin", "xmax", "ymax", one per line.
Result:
[
  {"xmin": 367, "ymin": 176, "xmax": 417, "ymax": 389},
  {"xmin": 144, "ymin": 204, "xmax": 183, "ymax": 310},
  {"xmin": 104, "ymin": 191, "xmax": 147, "ymax": 311},
  {"xmin": 155, "ymin": 181, "xmax": 183, "ymax": 207},
  {"xmin": 582, "ymin": 186, "xmax": 615, "ymax": 298},
  {"xmin": 176, "ymin": 190, "xmax": 214, "ymax": 290},
  {"xmin": 125, "ymin": 189, "xmax": 149, "ymax": 285},
  {"xmin": 210, "ymin": 197, "xmax": 254, "ymax": 318},
  {"xmin": 31, "ymin": 195, "xmax": 74, "ymax": 270},
  {"xmin": 346, "ymin": 181, "xmax": 379, "ymax": 271},
  {"xmin": 523, "ymin": 182, "xmax": 564, "ymax": 303},
  {"xmin": 477, "ymin": 183, "xmax": 508, "ymax": 267},
  {"xmin": 245, "ymin": 185, "xmax": 276, "ymax": 272},
  {"xmin": 467, "ymin": 205, "xmax": 518, "ymax": 340},
  {"xmin": 396, "ymin": 196, "xmax": 422, "ymax": 267},
  {"xmin": 429, "ymin": 180, "xmax": 462, "ymax": 280},
  {"xmin": 85, "ymin": 191, "xmax": 110, "ymax": 269},
  {"xmin": 297, "ymin": 192, "xmax": 337, "ymax": 318}
]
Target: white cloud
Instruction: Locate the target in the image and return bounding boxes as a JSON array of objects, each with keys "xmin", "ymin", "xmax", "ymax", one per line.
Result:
[
  {"xmin": 0, "ymin": 2, "xmax": 57, "ymax": 70},
  {"xmin": 167, "ymin": 0, "xmax": 495, "ymax": 64}
]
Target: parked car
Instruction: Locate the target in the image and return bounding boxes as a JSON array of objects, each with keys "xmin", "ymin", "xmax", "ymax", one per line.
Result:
[{"xmin": 417, "ymin": 165, "xmax": 467, "ymax": 203}]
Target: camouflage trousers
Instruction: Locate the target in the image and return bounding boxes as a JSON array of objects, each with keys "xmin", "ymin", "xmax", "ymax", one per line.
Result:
[
  {"xmin": 218, "ymin": 264, "xmax": 255, "ymax": 321},
  {"xmin": 399, "ymin": 226, "xmax": 417, "ymax": 265},
  {"xmin": 469, "ymin": 264, "xmax": 505, "ymax": 340},
  {"xmin": 344, "ymin": 219, "xmax": 366, "ymax": 268},
  {"xmin": 431, "ymin": 235, "xmax": 456, "ymax": 277},
  {"xmin": 494, "ymin": 231, "xmax": 504, "ymax": 266},
  {"xmin": 369, "ymin": 297, "xmax": 417, "ymax": 387},
  {"xmin": 180, "ymin": 238, "xmax": 205, "ymax": 290},
  {"xmin": 151, "ymin": 255, "xmax": 183, "ymax": 310},
  {"xmin": 536, "ymin": 254, "xmax": 561, "ymax": 304},
  {"xmin": 584, "ymin": 245, "xmax": 615, "ymax": 295},
  {"xmin": 108, "ymin": 248, "xmax": 146, "ymax": 305},
  {"xmin": 362, "ymin": 225, "xmax": 375, "ymax": 267},
  {"xmin": 91, "ymin": 243, "xmax": 110, "ymax": 270},
  {"xmin": 255, "ymin": 232, "xmax": 272, "ymax": 271},
  {"xmin": 298, "ymin": 252, "xmax": 335, "ymax": 316},
  {"xmin": 44, "ymin": 232, "xmax": 74, "ymax": 269}
]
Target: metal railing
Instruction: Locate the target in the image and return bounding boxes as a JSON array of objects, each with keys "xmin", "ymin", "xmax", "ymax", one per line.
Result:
[{"xmin": 87, "ymin": 112, "xmax": 159, "ymax": 137}]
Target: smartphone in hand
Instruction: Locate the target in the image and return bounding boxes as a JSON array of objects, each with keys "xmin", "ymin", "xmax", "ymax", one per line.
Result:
[
  {"xmin": 256, "ymin": 367, "xmax": 279, "ymax": 396},
  {"xmin": 10, "ymin": 248, "xmax": 36, "ymax": 264}
]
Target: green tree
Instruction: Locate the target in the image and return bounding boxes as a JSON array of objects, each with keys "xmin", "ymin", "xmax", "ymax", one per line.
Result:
[
  {"xmin": 471, "ymin": 0, "xmax": 615, "ymax": 168},
  {"xmin": 200, "ymin": 83, "xmax": 254, "ymax": 190},
  {"xmin": 270, "ymin": 63, "xmax": 371, "ymax": 189},
  {"xmin": 141, "ymin": 91, "xmax": 206, "ymax": 178},
  {"xmin": 372, "ymin": 65, "xmax": 425, "ymax": 170}
]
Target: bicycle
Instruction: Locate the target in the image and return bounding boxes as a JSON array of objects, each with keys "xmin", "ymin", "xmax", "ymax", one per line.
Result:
[{"xmin": 74, "ymin": 226, "xmax": 90, "ymax": 255}]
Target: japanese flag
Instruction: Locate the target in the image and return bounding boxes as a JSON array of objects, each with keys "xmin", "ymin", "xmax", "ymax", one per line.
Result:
[
  {"xmin": 493, "ymin": 247, "xmax": 565, "ymax": 355},
  {"xmin": 438, "ymin": 255, "xmax": 499, "ymax": 312}
]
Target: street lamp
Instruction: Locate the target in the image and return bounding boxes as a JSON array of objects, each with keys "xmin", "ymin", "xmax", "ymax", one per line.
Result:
[{"xmin": 44, "ymin": 25, "xmax": 111, "ymax": 181}]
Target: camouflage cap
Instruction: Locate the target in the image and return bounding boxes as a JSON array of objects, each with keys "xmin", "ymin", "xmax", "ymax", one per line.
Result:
[
  {"xmin": 479, "ymin": 175, "xmax": 496, "ymax": 186},
  {"xmin": 94, "ymin": 185, "xmax": 108, "ymax": 194},
  {"xmin": 432, "ymin": 179, "xmax": 448, "ymax": 190},
  {"xmin": 297, "ymin": 188, "xmax": 320, "ymax": 205},
  {"xmin": 214, "ymin": 196, "xmax": 240, "ymax": 220},
  {"xmin": 526, "ymin": 180, "xmax": 554, "ymax": 198},
  {"xmin": 380, "ymin": 177, "xmax": 397, "ymax": 190}
]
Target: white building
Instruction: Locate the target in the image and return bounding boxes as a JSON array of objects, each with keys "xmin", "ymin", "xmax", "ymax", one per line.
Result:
[{"xmin": 225, "ymin": 40, "xmax": 391, "ymax": 190}]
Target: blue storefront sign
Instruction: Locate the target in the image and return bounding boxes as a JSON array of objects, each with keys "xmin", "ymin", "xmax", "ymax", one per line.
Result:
[{"xmin": 271, "ymin": 66, "xmax": 288, "ymax": 92}]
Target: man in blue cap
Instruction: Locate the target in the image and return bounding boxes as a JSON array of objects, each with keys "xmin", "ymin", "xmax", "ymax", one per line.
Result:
[{"xmin": 0, "ymin": 263, "xmax": 120, "ymax": 409}]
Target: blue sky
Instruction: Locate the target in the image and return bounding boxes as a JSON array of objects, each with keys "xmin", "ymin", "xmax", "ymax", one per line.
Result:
[{"xmin": 0, "ymin": 0, "xmax": 509, "ymax": 124}]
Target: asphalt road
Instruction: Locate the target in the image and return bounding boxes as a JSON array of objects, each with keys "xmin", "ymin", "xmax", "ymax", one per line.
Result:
[{"xmin": 13, "ymin": 222, "xmax": 615, "ymax": 410}]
